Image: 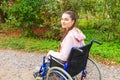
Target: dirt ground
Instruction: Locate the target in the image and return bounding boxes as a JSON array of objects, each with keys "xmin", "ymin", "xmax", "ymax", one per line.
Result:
[
  {"xmin": 0, "ymin": 50, "xmax": 44, "ymax": 80},
  {"xmin": 0, "ymin": 50, "xmax": 120, "ymax": 80}
]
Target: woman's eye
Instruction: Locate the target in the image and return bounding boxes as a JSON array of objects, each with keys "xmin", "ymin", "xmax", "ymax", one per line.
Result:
[
  {"xmin": 61, "ymin": 18, "xmax": 69, "ymax": 21},
  {"xmin": 65, "ymin": 18, "xmax": 69, "ymax": 21}
]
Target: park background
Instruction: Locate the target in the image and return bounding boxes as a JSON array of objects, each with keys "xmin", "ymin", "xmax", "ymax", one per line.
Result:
[{"xmin": 0, "ymin": 0, "xmax": 120, "ymax": 65}]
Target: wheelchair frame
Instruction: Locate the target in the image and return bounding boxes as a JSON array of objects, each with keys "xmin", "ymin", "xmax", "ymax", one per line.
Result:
[{"xmin": 34, "ymin": 40, "xmax": 102, "ymax": 80}]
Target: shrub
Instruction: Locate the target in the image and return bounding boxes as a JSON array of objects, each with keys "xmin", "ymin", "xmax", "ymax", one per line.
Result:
[
  {"xmin": 0, "ymin": 0, "xmax": 61, "ymax": 37},
  {"xmin": 0, "ymin": 0, "xmax": 42, "ymax": 27}
]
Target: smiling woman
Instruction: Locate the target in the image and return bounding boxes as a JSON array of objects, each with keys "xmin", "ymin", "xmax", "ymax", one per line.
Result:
[
  {"xmin": 33, "ymin": 11, "xmax": 86, "ymax": 79},
  {"xmin": 46, "ymin": 11, "xmax": 86, "ymax": 61}
]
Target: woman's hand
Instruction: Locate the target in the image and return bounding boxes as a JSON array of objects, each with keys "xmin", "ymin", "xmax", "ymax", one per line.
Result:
[{"xmin": 46, "ymin": 50, "xmax": 54, "ymax": 60}]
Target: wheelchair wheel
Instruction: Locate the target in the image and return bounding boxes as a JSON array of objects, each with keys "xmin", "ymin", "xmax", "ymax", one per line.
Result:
[
  {"xmin": 74, "ymin": 57, "xmax": 102, "ymax": 80},
  {"xmin": 46, "ymin": 67, "xmax": 73, "ymax": 80}
]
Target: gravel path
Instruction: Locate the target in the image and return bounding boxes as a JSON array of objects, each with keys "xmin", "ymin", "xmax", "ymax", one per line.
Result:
[{"xmin": 0, "ymin": 50, "xmax": 120, "ymax": 80}]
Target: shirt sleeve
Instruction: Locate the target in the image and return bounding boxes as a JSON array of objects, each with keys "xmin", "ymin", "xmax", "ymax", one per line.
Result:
[{"xmin": 47, "ymin": 34, "xmax": 73, "ymax": 61}]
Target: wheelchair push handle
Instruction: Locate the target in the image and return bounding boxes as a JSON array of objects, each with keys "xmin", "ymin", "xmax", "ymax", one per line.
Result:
[{"xmin": 91, "ymin": 40, "xmax": 102, "ymax": 45}]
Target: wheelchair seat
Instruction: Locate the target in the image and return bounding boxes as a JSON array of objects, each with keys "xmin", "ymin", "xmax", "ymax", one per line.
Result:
[{"xmin": 49, "ymin": 43, "xmax": 92, "ymax": 77}]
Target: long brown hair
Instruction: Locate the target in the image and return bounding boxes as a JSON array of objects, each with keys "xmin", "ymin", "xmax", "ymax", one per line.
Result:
[
  {"xmin": 58, "ymin": 11, "xmax": 77, "ymax": 51},
  {"xmin": 61, "ymin": 11, "xmax": 76, "ymax": 41}
]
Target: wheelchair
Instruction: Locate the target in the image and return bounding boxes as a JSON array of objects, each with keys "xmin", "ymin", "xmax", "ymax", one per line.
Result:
[{"xmin": 33, "ymin": 40, "xmax": 102, "ymax": 80}]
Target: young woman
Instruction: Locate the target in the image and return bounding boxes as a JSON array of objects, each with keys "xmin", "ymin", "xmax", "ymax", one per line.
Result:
[
  {"xmin": 33, "ymin": 11, "xmax": 86, "ymax": 78},
  {"xmin": 46, "ymin": 11, "xmax": 86, "ymax": 61}
]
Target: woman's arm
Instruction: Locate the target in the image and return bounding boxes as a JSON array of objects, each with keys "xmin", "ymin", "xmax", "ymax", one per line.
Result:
[{"xmin": 46, "ymin": 35, "xmax": 73, "ymax": 61}]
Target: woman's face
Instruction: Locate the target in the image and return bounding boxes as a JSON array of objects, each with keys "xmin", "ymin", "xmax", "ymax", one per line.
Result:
[{"xmin": 61, "ymin": 13, "xmax": 74, "ymax": 30}]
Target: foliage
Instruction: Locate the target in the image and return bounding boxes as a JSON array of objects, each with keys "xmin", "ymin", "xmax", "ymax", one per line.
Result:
[
  {"xmin": 61, "ymin": 0, "xmax": 120, "ymax": 41},
  {"xmin": 0, "ymin": 0, "xmax": 41, "ymax": 27},
  {"xmin": 0, "ymin": 0, "xmax": 61, "ymax": 37},
  {"xmin": 45, "ymin": 28, "xmax": 62, "ymax": 40},
  {"xmin": 0, "ymin": 0, "xmax": 120, "ymax": 41},
  {"xmin": 102, "ymin": 0, "xmax": 120, "ymax": 41}
]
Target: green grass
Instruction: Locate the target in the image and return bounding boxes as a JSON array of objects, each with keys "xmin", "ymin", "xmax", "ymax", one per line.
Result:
[
  {"xmin": 89, "ymin": 41, "xmax": 120, "ymax": 64},
  {"xmin": 0, "ymin": 29, "xmax": 120, "ymax": 64},
  {"xmin": 0, "ymin": 37, "xmax": 59, "ymax": 53},
  {"xmin": 83, "ymin": 29, "xmax": 120, "ymax": 64}
]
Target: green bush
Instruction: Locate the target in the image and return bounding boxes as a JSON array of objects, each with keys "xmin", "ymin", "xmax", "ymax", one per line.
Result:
[
  {"xmin": 0, "ymin": 0, "xmax": 43, "ymax": 27},
  {"xmin": 0, "ymin": 0, "xmax": 120, "ymax": 41},
  {"xmin": 0, "ymin": 0, "xmax": 61, "ymax": 37}
]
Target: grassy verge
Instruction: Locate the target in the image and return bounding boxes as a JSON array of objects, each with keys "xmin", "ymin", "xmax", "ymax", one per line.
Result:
[
  {"xmin": 89, "ymin": 41, "xmax": 120, "ymax": 65},
  {"xmin": 0, "ymin": 29, "xmax": 120, "ymax": 65},
  {"xmin": 84, "ymin": 29, "xmax": 120, "ymax": 64},
  {"xmin": 0, "ymin": 37, "xmax": 59, "ymax": 53}
]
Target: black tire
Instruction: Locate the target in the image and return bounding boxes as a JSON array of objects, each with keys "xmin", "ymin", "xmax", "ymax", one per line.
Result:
[
  {"xmin": 46, "ymin": 67, "xmax": 73, "ymax": 80},
  {"xmin": 74, "ymin": 57, "xmax": 102, "ymax": 80}
]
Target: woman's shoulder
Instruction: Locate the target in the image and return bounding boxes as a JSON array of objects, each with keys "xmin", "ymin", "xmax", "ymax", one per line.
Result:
[
  {"xmin": 69, "ymin": 27, "xmax": 83, "ymax": 34},
  {"xmin": 67, "ymin": 27, "xmax": 86, "ymax": 40}
]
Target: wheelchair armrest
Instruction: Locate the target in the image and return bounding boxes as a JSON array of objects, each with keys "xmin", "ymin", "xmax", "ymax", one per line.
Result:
[
  {"xmin": 49, "ymin": 56, "xmax": 65, "ymax": 68},
  {"xmin": 72, "ymin": 47, "xmax": 83, "ymax": 53},
  {"xmin": 75, "ymin": 48, "xmax": 83, "ymax": 53}
]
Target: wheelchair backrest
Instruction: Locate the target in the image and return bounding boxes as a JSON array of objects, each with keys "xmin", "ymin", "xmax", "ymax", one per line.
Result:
[{"xmin": 67, "ymin": 43, "xmax": 92, "ymax": 77}]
